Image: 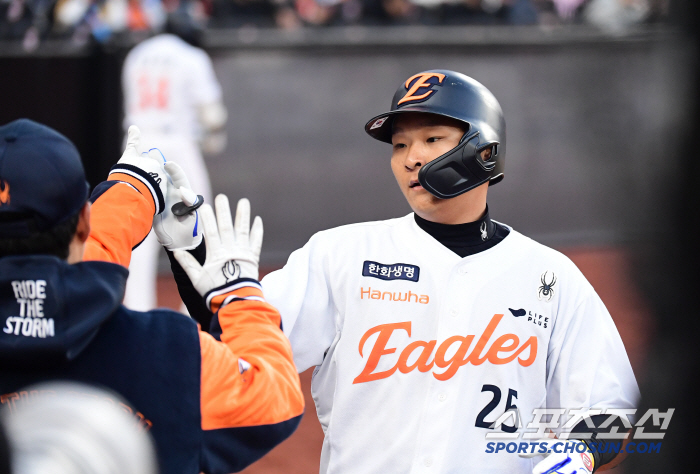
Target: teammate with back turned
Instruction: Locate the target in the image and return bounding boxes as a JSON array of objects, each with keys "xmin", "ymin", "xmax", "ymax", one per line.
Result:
[
  {"xmin": 259, "ymin": 70, "xmax": 640, "ymax": 473},
  {"xmin": 0, "ymin": 119, "xmax": 303, "ymax": 474}
]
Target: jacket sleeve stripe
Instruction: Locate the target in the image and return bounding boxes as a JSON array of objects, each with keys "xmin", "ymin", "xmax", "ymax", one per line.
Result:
[
  {"xmin": 205, "ymin": 280, "xmax": 265, "ymax": 313},
  {"xmin": 108, "ymin": 163, "xmax": 164, "ymax": 215}
]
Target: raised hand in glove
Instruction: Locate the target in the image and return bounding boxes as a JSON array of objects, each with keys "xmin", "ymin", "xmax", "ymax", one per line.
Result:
[
  {"xmin": 108, "ymin": 125, "xmax": 168, "ymax": 215},
  {"xmin": 153, "ymin": 160, "xmax": 204, "ymax": 251},
  {"xmin": 174, "ymin": 195, "xmax": 263, "ymax": 313},
  {"xmin": 520, "ymin": 439, "xmax": 595, "ymax": 474}
]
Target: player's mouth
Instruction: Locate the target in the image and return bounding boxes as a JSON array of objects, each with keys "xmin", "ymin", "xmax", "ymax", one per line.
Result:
[{"xmin": 409, "ymin": 179, "xmax": 423, "ymax": 190}]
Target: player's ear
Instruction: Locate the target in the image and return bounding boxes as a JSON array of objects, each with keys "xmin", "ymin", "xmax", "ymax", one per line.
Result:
[
  {"xmin": 66, "ymin": 202, "xmax": 91, "ymax": 264},
  {"xmin": 75, "ymin": 201, "xmax": 91, "ymax": 243},
  {"xmin": 480, "ymin": 146, "xmax": 493, "ymax": 162}
]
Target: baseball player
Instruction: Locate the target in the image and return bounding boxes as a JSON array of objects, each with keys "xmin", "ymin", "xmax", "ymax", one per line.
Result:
[
  {"xmin": 254, "ymin": 70, "xmax": 639, "ymax": 473},
  {"xmin": 0, "ymin": 119, "xmax": 303, "ymax": 473},
  {"xmin": 169, "ymin": 69, "xmax": 640, "ymax": 472},
  {"xmin": 121, "ymin": 23, "xmax": 226, "ymax": 311}
]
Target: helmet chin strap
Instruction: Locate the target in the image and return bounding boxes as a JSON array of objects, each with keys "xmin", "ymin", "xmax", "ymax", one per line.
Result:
[{"xmin": 417, "ymin": 130, "xmax": 499, "ymax": 200}]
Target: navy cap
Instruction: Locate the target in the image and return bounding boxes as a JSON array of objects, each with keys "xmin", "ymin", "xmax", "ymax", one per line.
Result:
[{"xmin": 0, "ymin": 119, "xmax": 90, "ymax": 238}]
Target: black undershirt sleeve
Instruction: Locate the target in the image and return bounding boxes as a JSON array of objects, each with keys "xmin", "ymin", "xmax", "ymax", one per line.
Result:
[
  {"xmin": 165, "ymin": 240, "xmax": 214, "ymax": 331},
  {"xmin": 570, "ymin": 414, "xmax": 631, "ymax": 471}
]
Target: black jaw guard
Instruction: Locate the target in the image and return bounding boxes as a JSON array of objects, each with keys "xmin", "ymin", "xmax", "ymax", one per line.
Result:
[{"xmin": 418, "ymin": 131, "xmax": 500, "ymax": 199}]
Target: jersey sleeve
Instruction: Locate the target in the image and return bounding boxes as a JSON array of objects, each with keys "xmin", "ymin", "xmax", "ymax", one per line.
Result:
[
  {"xmin": 189, "ymin": 50, "xmax": 223, "ymax": 106},
  {"xmin": 546, "ymin": 285, "xmax": 640, "ymax": 422},
  {"xmin": 198, "ymin": 279, "xmax": 304, "ymax": 473},
  {"xmin": 83, "ymin": 180, "xmax": 154, "ymax": 266},
  {"xmin": 261, "ymin": 235, "xmax": 338, "ymax": 373}
]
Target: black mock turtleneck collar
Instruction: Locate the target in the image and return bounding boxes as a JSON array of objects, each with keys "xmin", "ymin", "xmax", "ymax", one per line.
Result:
[{"xmin": 413, "ymin": 205, "xmax": 510, "ymax": 258}]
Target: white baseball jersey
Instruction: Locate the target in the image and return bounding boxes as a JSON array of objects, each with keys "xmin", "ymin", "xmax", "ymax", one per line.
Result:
[
  {"xmin": 122, "ymin": 34, "xmax": 222, "ymax": 140},
  {"xmin": 261, "ymin": 214, "xmax": 639, "ymax": 474}
]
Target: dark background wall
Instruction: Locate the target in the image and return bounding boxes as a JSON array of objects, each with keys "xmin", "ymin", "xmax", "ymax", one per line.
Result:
[
  {"xmin": 0, "ymin": 51, "xmax": 123, "ymax": 189},
  {"xmin": 209, "ymin": 34, "xmax": 691, "ymax": 265}
]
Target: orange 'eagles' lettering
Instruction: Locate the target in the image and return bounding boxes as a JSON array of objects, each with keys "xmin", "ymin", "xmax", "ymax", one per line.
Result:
[
  {"xmin": 353, "ymin": 314, "xmax": 537, "ymax": 384},
  {"xmin": 397, "ymin": 72, "xmax": 446, "ymax": 106}
]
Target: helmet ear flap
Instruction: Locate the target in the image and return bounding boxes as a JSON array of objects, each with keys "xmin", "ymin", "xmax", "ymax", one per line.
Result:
[{"xmin": 418, "ymin": 131, "xmax": 494, "ymax": 199}]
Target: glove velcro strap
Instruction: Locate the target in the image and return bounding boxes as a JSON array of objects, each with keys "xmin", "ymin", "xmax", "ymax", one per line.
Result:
[
  {"xmin": 579, "ymin": 439, "xmax": 597, "ymax": 472},
  {"xmin": 108, "ymin": 163, "xmax": 165, "ymax": 215},
  {"xmin": 204, "ymin": 278, "xmax": 264, "ymax": 313}
]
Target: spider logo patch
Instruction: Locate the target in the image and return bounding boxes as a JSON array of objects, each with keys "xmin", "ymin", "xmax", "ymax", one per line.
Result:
[
  {"xmin": 538, "ymin": 271, "xmax": 557, "ymax": 302},
  {"xmin": 480, "ymin": 221, "xmax": 488, "ymax": 241}
]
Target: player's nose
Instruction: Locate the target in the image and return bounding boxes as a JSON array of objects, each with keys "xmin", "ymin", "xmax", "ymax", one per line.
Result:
[{"xmin": 404, "ymin": 144, "xmax": 425, "ymax": 170}]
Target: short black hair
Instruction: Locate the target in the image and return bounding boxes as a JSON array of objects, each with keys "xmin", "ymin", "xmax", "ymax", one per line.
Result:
[
  {"xmin": 0, "ymin": 211, "xmax": 81, "ymax": 260},
  {"xmin": 165, "ymin": 11, "xmax": 204, "ymax": 47}
]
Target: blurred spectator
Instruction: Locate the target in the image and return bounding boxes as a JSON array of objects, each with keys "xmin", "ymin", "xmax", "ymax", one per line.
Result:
[
  {"xmin": 584, "ymin": 0, "xmax": 650, "ymax": 31},
  {"xmin": 550, "ymin": 0, "xmax": 586, "ymax": 19},
  {"xmin": 1, "ymin": 0, "xmax": 56, "ymax": 50},
  {"xmin": 273, "ymin": 0, "xmax": 540, "ymax": 27},
  {"xmin": 1, "ymin": 382, "xmax": 157, "ymax": 474},
  {"xmin": 208, "ymin": 0, "xmax": 277, "ymax": 27},
  {"xmin": 0, "ymin": 0, "xmax": 671, "ymax": 47}
]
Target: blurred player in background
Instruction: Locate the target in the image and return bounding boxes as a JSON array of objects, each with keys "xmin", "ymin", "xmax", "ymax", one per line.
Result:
[{"xmin": 121, "ymin": 11, "xmax": 227, "ymax": 310}]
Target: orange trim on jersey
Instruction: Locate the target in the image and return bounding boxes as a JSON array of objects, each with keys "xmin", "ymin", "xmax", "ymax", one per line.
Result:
[
  {"xmin": 84, "ymin": 182, "xmax": 153, "ymax": 267},
  {"xmin": 107, "ymin": 172, "xmax": 156, "ymax": 216},
  {"xmin": 200, "ymin": 299, "xmax": 303, "ymax": 430}
]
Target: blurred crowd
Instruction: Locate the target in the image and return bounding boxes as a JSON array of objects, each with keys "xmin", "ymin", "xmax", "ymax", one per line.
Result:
[{"xmin": 1, "ymin": 0, "xmax": 669, "ymax": 51}]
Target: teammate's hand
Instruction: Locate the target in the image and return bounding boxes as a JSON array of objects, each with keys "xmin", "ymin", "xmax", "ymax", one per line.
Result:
[
  {"xmin": 173, "ymin": 195, "xmax": 263, "ymax": 309},
  {"xmin": 153, "ymin": 160, "xmax": 204, "ymax": 250},
  {"xmin": 520, "ymin": 439, "xmax": 594, "ymax": 474},
  {"xmin": 108, "ymin": 125, "xmax": 168, "ymax": 215}
]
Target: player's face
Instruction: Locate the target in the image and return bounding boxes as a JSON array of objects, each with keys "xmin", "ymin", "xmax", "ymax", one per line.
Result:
[{"xmin": 390, "ymin": 113, "xmax": 489, "ymax": 224}]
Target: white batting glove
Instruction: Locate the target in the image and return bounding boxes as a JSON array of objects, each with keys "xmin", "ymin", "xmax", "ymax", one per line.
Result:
[
  {"xmin": 521, "ymin": 439, "xmax": 595, "ymax": 474},
  {"xmin": 153, "ymin": 160, "xmax": 204, "ymax": 251},
  {"xmin": 108, "ymin": 126, "xmax": 168, "ymax": 215},
  {"xmin": 173, "ymin": 195, "xmax": 263, "ymax": 311}
]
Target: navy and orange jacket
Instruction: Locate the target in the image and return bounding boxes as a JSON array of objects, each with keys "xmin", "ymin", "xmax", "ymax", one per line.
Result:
[{"xmin": 0, "ymin": 167, "xmax": 304, "ymax": 473}]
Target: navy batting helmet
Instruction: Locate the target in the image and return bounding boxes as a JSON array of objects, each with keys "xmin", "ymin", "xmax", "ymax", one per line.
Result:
[{"xmin": 364, "ymin": 70, "xmax": 505, "ymax": 199}]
